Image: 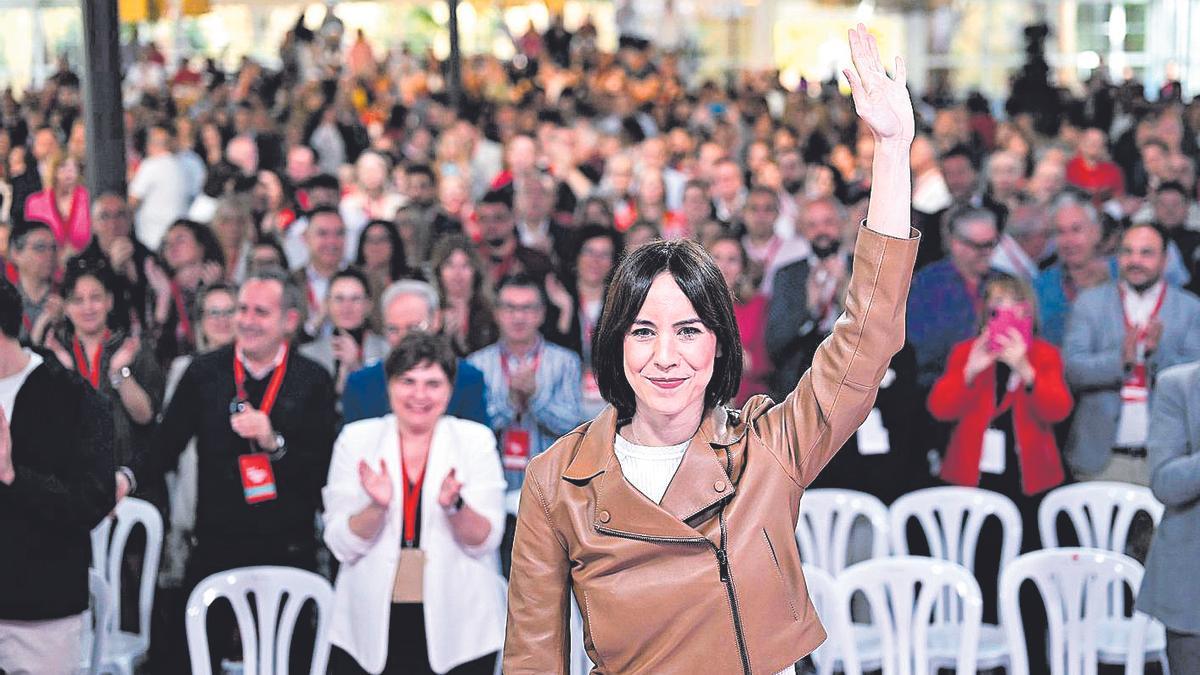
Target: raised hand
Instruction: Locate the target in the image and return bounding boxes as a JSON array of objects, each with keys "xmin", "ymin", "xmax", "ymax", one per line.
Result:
[
  {"xmin": 109, "ymin": 336, "xmax": 141, "ymax": 375},
  {"xmin": 358, "ymin": 458, "xmax": 393, "ymax": 507},
  {"xmin": 439, "ymin": 467, "xmax": 463, "ymax": 510},
  {"xmin": 843, "ymin": 23, "xmax": 914, "ymax": 143}
]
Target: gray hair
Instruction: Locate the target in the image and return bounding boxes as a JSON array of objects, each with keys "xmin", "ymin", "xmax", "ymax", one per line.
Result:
[
  {"xmin": 799, "ymin": 194, "xmax": 850, "ymax": 224},
  {"xmin": 1050, "ymin": 192, "xmax": 1100, "ymax": 227},
  {"xmin": 1006, "ymin": 204, "xmax": 1050, "ymax": 238},
  {"xmin": 947, "ymin": 206, "xmax": 999, "ymax": 237},
  {"xmin": 381, "ymin": 279, "xmax": 439, "ymax": 319},
  {"xmin": 244, "ymin": 266, "xmax": 305, "ymax": 317}
]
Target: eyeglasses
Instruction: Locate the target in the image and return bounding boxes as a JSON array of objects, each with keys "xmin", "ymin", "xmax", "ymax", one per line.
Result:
[
  {"xmin": 385, "ymin": 320, "xmax": 430, "ymax": 337},
  {"xmin": 956, "ymin": 235, "xmax": 999, "ymax": 252},
  {"xmin": 204, "ymin": 307, "xmax": 236, "ymax": 319},
  {"xmin": 330, "ymin": 294, "xmax": 367, "ymax": 305},
  {"xmin": 97, "ymin": 210, "xmax": 128, "ymax": 220},
  {"xmin": 497, "ymin": 302, "xmax": 543, "ymax": 314}
]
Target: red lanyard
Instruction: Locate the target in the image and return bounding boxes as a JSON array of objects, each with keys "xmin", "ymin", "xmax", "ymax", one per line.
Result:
[
  {"xmin": 73, "ymin": 331, "xmax": 110, "ymax": 389},
  {"xmin": 171, "ymin": 282, "xmax": 192, "ymax": 343},
  {"xmin": 1119, "ymin": 283, "xmax": 1167, "ymax": 342},
  {"xmin": 233, "ymin": 344, "xmax": 290, "ymax": 415},
  {"xmin": 399, "ymin": 437, "xmax": 427, "ymax": 547}
]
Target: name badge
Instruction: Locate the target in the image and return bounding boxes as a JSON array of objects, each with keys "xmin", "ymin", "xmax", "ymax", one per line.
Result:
[
  {"xmin": 981, "ymin": 429, "xmax": 1006, "ymax": 475},
  {"xmin": 502, "ymin": 428, "xmax": 531, "ymax": 472},
  {"xmin": 1122, "ymin": 363, "xmax": 1149, "ymax": 403},
  {"xmin": 238, "ymin": 453, "xmax": 278, "ymax": 504}
]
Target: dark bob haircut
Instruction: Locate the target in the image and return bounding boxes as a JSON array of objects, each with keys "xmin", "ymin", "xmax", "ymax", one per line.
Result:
[
  {"xmin": 592, "ymin": 238, "xmax": 742, "ymax": 421},
  {"xmin": 384, "ymin": 331, "xmax": 458, "ymax": 384}
]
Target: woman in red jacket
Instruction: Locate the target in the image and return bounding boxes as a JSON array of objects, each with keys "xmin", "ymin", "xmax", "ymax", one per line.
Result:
[
  {"xmin": 928, "ymin": 271, "xmax": 1072, "ymax": 644},
  {"xmin": 929, "ymin": 271, "xmax": 1072, "ymax": 528}
]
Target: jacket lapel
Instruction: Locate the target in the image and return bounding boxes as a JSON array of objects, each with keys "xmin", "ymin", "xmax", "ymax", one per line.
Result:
[{"xmin": 561, "ymin": 405, "xmax": 742, "ymax": 541}]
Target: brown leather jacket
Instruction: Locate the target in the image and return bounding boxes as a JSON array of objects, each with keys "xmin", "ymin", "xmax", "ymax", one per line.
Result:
[{"xmin": 504, "ymin": 226, "xmax": 919, "ymax": 674}]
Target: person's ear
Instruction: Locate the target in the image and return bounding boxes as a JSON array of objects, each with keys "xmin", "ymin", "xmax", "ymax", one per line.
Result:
[
  {"xmin": 430, "ymin": 308, "xmax": 443, "ymax": 333},
  {"xmin": 283, "ymin": 307, "xmax": 301, "ymax": 335}
]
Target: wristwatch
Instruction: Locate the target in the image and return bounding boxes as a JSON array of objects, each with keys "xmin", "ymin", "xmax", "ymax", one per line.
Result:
[
  {"xmin": 447, "ymin": 494, "xmax": 465, "ymax": 515},
  {"xmin": 267, "ymin": 432, "xmax": 287, "ymax": 460},
  {"xmin": 109, "ymin": 366, "xmax": 132, "ymax": 389}
]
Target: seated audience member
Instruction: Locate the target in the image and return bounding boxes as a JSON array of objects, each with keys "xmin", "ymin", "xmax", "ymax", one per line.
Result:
[
  {"xmin": 301, "ymin": 268, "xmax": 388, "ymax": 395},
  {"xmin": 325, "ymin": 332, "xmax": 506, "ymax": 675},
  {"xmin": 342, "ymin": 279, "xmax": 489, "ymax": 426},
  {"xmin": 0, "ymin": 277, "xmax": 114, "ymax": 675},
  {"xmin": 1063, "ymin": 223, "xmax": 1200, "ymax": 484},
  {"xmin": 1137, "ymin": 359, "xmax": 1200, "ymax": 675}
]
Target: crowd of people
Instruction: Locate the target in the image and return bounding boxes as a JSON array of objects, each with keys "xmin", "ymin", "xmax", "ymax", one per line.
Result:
[{"xmin": 0, "ymin": 6, "xmax": 1199, "ymax": 674}]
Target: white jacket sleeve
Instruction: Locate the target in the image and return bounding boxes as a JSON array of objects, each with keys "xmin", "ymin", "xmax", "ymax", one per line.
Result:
[
  {"xmin": 322, "ymin": 426, "xmax": 382, "ymax": 564},
  {"xmin": 457, "ymin": 425, "xmax": 508, "ymax": 559}
]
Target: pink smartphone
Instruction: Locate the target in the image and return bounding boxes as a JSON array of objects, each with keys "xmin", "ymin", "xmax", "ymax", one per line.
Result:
[{"xmin": 986, "ymin": 305, "xmax": 1033, "ymax": 352}]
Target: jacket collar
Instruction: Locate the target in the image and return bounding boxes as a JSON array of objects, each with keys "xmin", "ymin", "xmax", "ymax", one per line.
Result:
[{"xmin": 561, "ymin": 404, "xmax": 750, "ymax": 537}]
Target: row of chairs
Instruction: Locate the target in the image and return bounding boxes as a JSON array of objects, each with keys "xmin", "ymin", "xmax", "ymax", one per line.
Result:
[
  {"xmin": 796, "ymin": 484, "xmax": 1168, "ymax": 674},
  {"xmin": 804, "ymin": 549, "xmax": 1157, "ymax": 675}
]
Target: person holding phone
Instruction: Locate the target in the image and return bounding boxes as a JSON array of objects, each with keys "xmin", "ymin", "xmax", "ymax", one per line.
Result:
[{"xmin": 324, "ymin": 332, "xmax": 507, "ymax": 675}]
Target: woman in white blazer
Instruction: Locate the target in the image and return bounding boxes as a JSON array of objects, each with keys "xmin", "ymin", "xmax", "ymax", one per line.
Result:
[{"xmin": 324, "ymin": 332, "xmax": 508, "ymax": 675}]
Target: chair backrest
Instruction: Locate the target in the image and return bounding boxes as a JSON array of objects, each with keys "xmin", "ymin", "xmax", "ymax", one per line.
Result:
[
  {"xmin": 835, "ymin": 556, "xmax": 983, "ymax": 675},
  {"xmin": 1038, "ymin": 482, "xmax": 1164, "ymax": 552},
  {"xmin": 999, "ymin": 548, "xmax": 1150, "ymax": 675},
  {"xmin": 797, "ymin": 489, "xmax": 890, "ymax": 574},
  {"xmin": 92, "ymin": 497, "xmax": 164, "ymax": 643},
  {"xmin": 185, "ymin": 566, "xmax": 334, "ymax": 675},
  {"xmin": 86, "ymin": 569, "xmax": 111, "ymax": 675},
  {"xmin": 801, "ymin": 564, "xmax": 841, "ymax": 675}
]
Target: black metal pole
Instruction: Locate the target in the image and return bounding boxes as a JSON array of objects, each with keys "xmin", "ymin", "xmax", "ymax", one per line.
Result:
[
  {"xmin": 448, "ymin": 0, "xmax": 462, "ymax": 114},
  {"xmin": 80, "ymin": 0, "xmax": 126, "ymax": 198}
]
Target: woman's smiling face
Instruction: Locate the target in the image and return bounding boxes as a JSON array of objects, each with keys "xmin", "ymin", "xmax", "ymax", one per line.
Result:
[{"xmin": 622, "ymin": 272, "xmax": 718, "ymax": 420}]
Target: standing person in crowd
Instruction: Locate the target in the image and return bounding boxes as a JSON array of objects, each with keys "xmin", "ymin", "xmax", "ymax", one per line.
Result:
[
  {"xmin": 907, "ymin": 207, "xmax": 1000, "ymax": 389},
  {"xmin": 707, "ymin": 234, "xmax": 770, "ymax": 405},
  {"xmin": 1063, "ymin": 222, "xmax": 1200, "ymax": 484},
  {"xmin": 1137, "ymin": 358, "xmax": 1200, "ymax": 675},
  {"xmin": 432, "ymin": 234, "xmax": 498, "ymax": 358},
  {"xmin": 71, "ymin": 193, "xmax": 155, "ymax": 332},
  {"xmin": 8, "ymin": 221, "xmax": 60, "ymax": 344},
  {"xmin": 738, "ymin": 186, "xmax": 785, "ymax": 290},
  {"xmin": 147, "ymin": 219, "xmax": 225, "ymax": 364},
  {"xmin": 324, "ymin": 332, "xmax": 507, "ymax": 675},
  {"xmin": 503, "ymin": 25, "xmax": 917, "ymax": 673},
  {"xmin": 23, "ymin": 152, "xmax": 89, "ymax": 260},
  {"xmin": 354, "ymin": 219, "xmax": 408, "ymax": 330},
  {"xmin": 558, "ymin": 225, "xmax": 622, "ymax": 417},
  {"xmin": 122, "ymin": 267, "xmax": 338, "ymax": 672},
  {"xmin": 153, "ymin": 282, "xmax": 238, "ymax": 670},
  {"xmin": 210, "ymin": 199, "xmax": 256, "ymax": 284},
  {"xmin": 0, "ymin": 277, "xmax": 114, "ymax": 675},
  {"xmin": 342, "ymin": 279, "xmax": 489, "ymax": 426},
  {"xmin": 129, "ymin": 125, "xmax": 190, "ymax": 251},
  {"xmin": 467, "ymin": 273, "xmax": 582, "ymax": 575},
  {"xmin": 475, "ymin": 188, "xmax": 554, "ymax": 288},
  {"xmin": 1066, "ymin": 127, "xmax": 1126, "ymax": 202},
  {"xmin": 1033, "ymin": 193, "xmax": 1118, "ymax": 346},
  {"xmin": 45, "ymin": 263, "xmax": 164, "ymax": 487},
  {"xmin": 301, "ymin": 268, "xmax": 388, "ymax": 396},
  {"xmin": 294, "ymin": 205, "xmax": 348, "ymax": 341},
  {"xmin": 990, "ymin": 203, "xmax": 1054, "ymax": 285}
]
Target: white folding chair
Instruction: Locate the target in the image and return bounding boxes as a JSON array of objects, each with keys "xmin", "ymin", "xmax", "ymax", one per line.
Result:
[
  {"xmin": 804, "ymin": 563, "xmax": 882, "ymax": 675},
  {"xmin": 834, "ymin": 556, "xmax": 983, "ymax": 675},
  {"xmin": 797, "ymin": 489, "xmax": 890, "ymax": 574},
  {"xmin": 890, "ymin": 486, "xmax": 1021, "ymax": 670},
  {"xmin": 999, "ymin": 548, "xmax": 1155, "ymax": 675},
  {"xmin": 81, "ymin": 569, "xmax": 113, "ymax": 675},
  {"xmin": 185, "ymin": 566, "xmax": 334, "ymax": 675},
  {"xmin": 1038, "ymin": 482, "xmax": 1168, "ymax": 671},
  {"xmin": 89, "ymin": 497, "xmax": 164, "ymax": 675}
]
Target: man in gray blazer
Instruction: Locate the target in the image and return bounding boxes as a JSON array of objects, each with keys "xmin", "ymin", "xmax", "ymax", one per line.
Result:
[
  {"xmin": 1063, "ymin": 223, "xmax": 1200, "ymax": 484},
  {"xmin": 1137, "ymin": 360, "xmax": 1200, "ymax": 675}
]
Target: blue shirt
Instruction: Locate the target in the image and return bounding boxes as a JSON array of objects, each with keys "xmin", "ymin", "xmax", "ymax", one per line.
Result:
[
  {"xmin": 1033, "ymin": 256, "xmax": 1120, "ymax": 347},
  {"xmin": 467, "ymin": 338, "xmax": 585, "ymax": 491},
  {"xmin": 907, "ymin": 259, "xmax": 987, "ymax": 388},
  {"xmin": 341, "ymin": 358, "xmax": 491, "ymax": 427}
]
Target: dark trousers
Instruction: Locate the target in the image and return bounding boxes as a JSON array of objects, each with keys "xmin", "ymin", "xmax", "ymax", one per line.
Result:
[
  {"xmin": 1167, "ymin": 630, "xmax": 1200, "ymax": 675},
  {"xmin": 330, "ymin": 603, "xmax": 498, "ymax": 675},
  {"xmin": 179, "ymin": 535, "xmax": 319, "ymax": 675}
]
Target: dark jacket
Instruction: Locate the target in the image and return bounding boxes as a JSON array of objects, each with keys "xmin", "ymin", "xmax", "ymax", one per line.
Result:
[
  {"xmin": 132, "ymin": 344, "xmax": 337, "ymax": 543},
  {"xmin": 0, "ymin": 359, "xmax": 115, "ymax": 620}
]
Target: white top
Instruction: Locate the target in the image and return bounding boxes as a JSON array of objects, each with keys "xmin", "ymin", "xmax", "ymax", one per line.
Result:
[
  {"xmin": 129, "ymin": 153, "xmax": 190, "ymax": 251},
  {"xmin": 0, "ymin": 350, "xmax": 42, "ymax": 421},
  {"xmin": 613, "ymin": 432, "xmax": 689, "ymax": 505}
]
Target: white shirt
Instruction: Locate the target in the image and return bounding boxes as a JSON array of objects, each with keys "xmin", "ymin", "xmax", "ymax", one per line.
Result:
[
  {"xmin": 990, "ymin": 234, "xmax": 1039, "ymax": 284},
  {"xmin": 129, "ymin": 153, "xmax": 190, "ymax": 251},
  {"xmin": 912, "ymin": 169, "xmax": 952, "ymax": 215},
  {"xmin": 0, "ymin": 350, "xmax": 43, "ymax": 421},
  {"xmin": 1120, "ymin": 279, "xmax": 1165, "ymax": 329},
  {"xmin": 614, "ymin": 433, "xmax": 689, "ymax": 505},
  {"xmin": 1114, "ymin": 279, "xmax": 1165, "ymax": 447}
]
